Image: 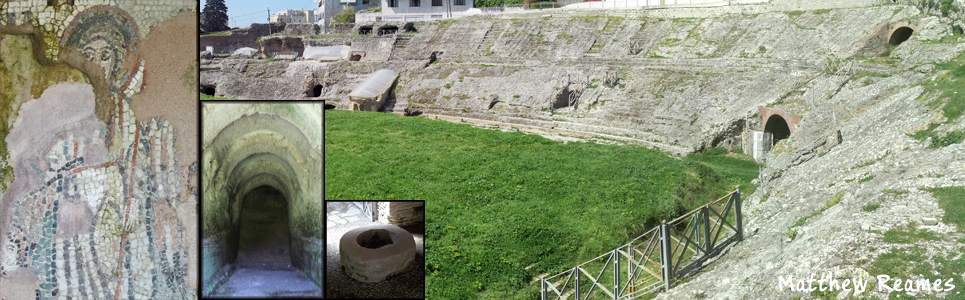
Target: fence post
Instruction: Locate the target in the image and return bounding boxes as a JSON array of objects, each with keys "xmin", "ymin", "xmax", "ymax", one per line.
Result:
[
  {"xmin": 613, "ymin": 250, "xmax": 620, "ymax": 299},
  {"xmin": 541, "ymin": 276, "xmax": 547, "ymax": 300},
  {"xmin": 735, "ymin": 188, "xmax": 743, "ymax": 241},
  {"xmin": 659, "ymin": 220, "xmax": 674, "ymax": 290},
  {"xmin": 627, "ymin": 244, "xmax": 633, "ymax": 294},
  {"xmin": 702, "ymin": 206, "xmax": 712, "ymax": 254},
  {"xmin": 575, "ymin": 266, "xmax": 581, "ymax": 299}
]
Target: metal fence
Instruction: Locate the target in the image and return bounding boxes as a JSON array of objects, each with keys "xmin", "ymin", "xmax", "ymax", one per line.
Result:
[{"xmin": 540, "ymin": 189, "xmax": 743, "ymax": 300}]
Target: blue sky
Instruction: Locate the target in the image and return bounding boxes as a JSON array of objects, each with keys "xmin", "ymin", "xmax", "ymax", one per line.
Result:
[{"xmin": 201, "ymin": 0, "xmax": 319, "ymax": 29}]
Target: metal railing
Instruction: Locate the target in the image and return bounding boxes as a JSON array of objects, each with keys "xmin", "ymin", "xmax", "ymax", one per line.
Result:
[{"xmin": 541, "ymin": 189, "xmax": 743, "ymax": 300}]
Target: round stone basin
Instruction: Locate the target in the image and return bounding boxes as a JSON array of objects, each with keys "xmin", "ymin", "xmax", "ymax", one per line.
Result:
[{"xmin": 339, "ymin": 224, "xmax": 415, "ymax": 283}]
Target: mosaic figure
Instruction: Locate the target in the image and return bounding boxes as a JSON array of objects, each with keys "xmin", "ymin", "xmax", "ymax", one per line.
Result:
[
  {"xmin": 65, "ymin": 9, "xmax": 138, "ymax": 88},
  {"xmin": 0, "ymin": 6, "xmax": 193, "ymax": 300}
]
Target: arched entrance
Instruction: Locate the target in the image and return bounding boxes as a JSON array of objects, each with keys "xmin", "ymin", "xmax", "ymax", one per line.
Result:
[
  {"xmin": 236, "ymin": 186, "xmax": 290, "ymax": 268},
  {"xmin": 378, "ymin": 25, "xmax": 398, "ymax": 36},
  {"xmin": 201, "ymin": 103, "xmax": 323, "ymax": 297},
  {"xmin": 889, "ymin": 27, "xmax": 914, "ymax": 46},
  {"xmin": 311, "ymin": 85, "xmax": 323, "ymax": 97},
  {"xmin": 202, "ymin": 86, "xmax": 216, "ymax": 96},
  {"xmin": 358, "ymin": 25, "xmax": 372, "ymax": 35},
  {"xmin": 764, "ymin": 114, "xmax": 791, "ymax": 144}
]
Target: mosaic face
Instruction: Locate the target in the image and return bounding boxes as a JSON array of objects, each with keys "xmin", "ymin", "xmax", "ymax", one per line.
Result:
[
  {"xmin": 81, "ymin": 38, "xmax": 123, "ymax": 81},
  {"xmin": 66, "ymin": 10, "xmax": 136, "ymax": 86}
]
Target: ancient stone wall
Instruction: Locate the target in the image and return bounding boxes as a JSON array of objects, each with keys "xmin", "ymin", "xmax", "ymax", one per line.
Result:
[
  {"xmin": 385, "ymin": 202, "xmax": 425, "ymax": 227},
  {"xmin": 200, "ymin": 23, "xmax": 285, "ymax": 54}
]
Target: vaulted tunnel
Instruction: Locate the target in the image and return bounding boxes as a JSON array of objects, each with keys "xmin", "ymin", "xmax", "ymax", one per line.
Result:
[
  {"xmin": 764, "ymin": 114, "xmax": 791, "ymax": 145},
  {"xmin": 312, "ymin": 84, "xmax": 324, "ymax": 97},
  {"xmin": 358, "ymin": 25, "xmax": 373, "ymax": 35},
  {"xmin": 236, "ymin": 186, "xmax": 290, "ymax": 268},
  {"xmin": 378, "ymin": 25, "xmax": 399, "ymax": 36},
  {"xmin": 201, "ymin": 103, "xmax": 323, "ymax": 298},
  {"xmin": 889, "ymin": 26, "xmax": 914, "ymax": 46}
]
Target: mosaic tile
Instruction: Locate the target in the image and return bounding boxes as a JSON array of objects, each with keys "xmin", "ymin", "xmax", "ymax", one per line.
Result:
[{"xmin": 1, "ymin": 1, "xmax": 197, "ymax": 299}]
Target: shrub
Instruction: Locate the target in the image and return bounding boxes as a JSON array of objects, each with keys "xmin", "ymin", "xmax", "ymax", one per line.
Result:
[{"xmin": 333, "ymin": 7, "xmax": 355, "ymax": 24}]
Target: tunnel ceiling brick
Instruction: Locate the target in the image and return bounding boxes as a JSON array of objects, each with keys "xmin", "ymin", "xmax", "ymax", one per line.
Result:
[{"xmin": 759, "ymin": 106, "xmax": 803, "ymax": 134}]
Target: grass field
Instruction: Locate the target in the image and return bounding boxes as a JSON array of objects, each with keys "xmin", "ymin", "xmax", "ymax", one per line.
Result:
[
  {"xmin": 324, "ymin": 110, "xmax": 760, "ymax": 299},
  {"xmin": 200, "ymin": 93, "xmax": 240, "ymax": 100}
]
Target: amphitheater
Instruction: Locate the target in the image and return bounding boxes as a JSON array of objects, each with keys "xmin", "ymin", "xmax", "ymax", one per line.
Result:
[{"xmin": 208, "ymin": 0, "xmax": 965, "ymax": 298}]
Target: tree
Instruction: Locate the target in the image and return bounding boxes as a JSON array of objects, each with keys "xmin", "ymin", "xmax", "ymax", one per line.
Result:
[
  {"xmin": 202, "ymin": 0, "xmax": 230, "ymax": 32},
  {"xmin": 332, "ymin": 7, "xmax": 355, "ymax": 25}
]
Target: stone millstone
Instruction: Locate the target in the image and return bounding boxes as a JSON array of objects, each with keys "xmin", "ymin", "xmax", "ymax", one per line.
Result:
[{"xmin": 339, "ymin": 224, "xmax": 416, "ymax": 283}]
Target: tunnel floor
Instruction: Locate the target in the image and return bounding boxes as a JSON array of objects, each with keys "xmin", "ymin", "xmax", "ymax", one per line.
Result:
[
  {"xmin": 211, "ymin": 186, "xmax": 323, "ymax": 298},
  {"xmin": 237, "ymin": 186, "xmax": 291, "ymax": 268},
  {"xmin": 211, "ymin": 267, "xmax": 322, "ymax": 298},
  {"xmin": 325, "ymin": 203, "xmax": 425, "ymax": 298}
]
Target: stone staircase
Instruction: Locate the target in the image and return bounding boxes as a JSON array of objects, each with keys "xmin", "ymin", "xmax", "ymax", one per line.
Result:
[
  {"xmin": 585, "ymin": 18, "xmax": 624, "ymax": 57},
  {"xmin": 389, "ymin": 34, "xmax": 414, "ymax": 60},
  {"xmin": 394, "ymin": 34, "xmax": 414, "ymax": 49},
  {"xmin": 477, "ymin": 23, "xmax": 503, "ymax": 55}
]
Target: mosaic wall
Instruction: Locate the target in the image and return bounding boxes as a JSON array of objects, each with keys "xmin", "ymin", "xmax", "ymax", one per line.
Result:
[
  {"xmin": 0, "ymin": 1, "xmax": 196, "ymax": 299},
  {"xmin": 1, "ymin": 0, "xmax": 196, "ymax": 60}
]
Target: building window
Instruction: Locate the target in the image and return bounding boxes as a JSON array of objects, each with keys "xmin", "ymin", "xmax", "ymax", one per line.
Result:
[
  {"xmin": 432, "ymin": 0, "xmax": 442, "ymax": 6},
  {"xmin": 363, "ymin": 0, "xmax": 370, "ymax": 4},
  {"xmin": 410, "ymin": 0, "xmax": 420, "ymax": 6},
  {"xmin": 454, "ymin": 0, "xmax": 465, "ymax": 5},
  {"xmin": 388, "ymin": 0, "xmax": 398, "ymax": 7}
]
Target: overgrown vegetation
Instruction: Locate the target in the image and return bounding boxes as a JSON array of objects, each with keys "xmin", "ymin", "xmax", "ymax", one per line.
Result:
[
  {"xmin": 788, "ymin": 193, "xmax": 843, "ymax": 240},
  {"xmin": 527, "ymin": 1, "xmax": 559, "ymax": 9},
  {"xmin": 911, "ymin": 53, "xmax": 965, "ymax": 148},
  {"xmin": 200, "ymin": 93, "xmax": 240, "ymax": 100},
  {"xmin": 325, "ymin": 111, "xmax": 759, "ymax": 298},
  {"xmin": 925, "ymin": 186, "xmax": 965, "ymax": 232},
  {"xmin": 862, "ymin": 203, "xmax": 880, "ymax": 212},
  {"xmin": 883, "ymin": 222, "xmax": 941, "ymax": 244},
  {"xmin": 475, "ymin": 0, "xmax": 522, "ymax": 8},
  {"xmin": 332, "ymin": 7, "xmax": 355, "ymax": 24},
  {"xmin": 867, "ymin": 186, "xmax": 965, "ymax": 299},
  {"xmin": 869, "ymin": 231, "xmax": 964, "ymax": 299}
]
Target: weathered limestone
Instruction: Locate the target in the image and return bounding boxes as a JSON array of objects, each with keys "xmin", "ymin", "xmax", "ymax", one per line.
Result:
[{"xmin": 339, "ymin": 224, "xmax": 416, "ymax": 283}]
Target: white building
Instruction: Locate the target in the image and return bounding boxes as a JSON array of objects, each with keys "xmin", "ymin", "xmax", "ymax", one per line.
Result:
[
  {"xmin": 356, "ymin": 0, "xmax": 479, "ymax": 22},
  {"xmin": 271, "ymin": 9, "xmax": 315, "ymax": 24}
]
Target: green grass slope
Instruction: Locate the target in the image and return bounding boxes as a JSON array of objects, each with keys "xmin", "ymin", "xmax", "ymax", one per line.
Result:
[{"xmin": 324, "ymin": 110, "xmax": 759, "ymax": 299}]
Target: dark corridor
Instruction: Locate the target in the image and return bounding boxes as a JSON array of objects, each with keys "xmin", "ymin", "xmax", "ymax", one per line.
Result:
[
  {"xmin": 889, "ymin": 27, "xmax": 914, "ymax": 46},
  {"xmin": 237, "ymin": 186, "xmax": 290, "ymax": 268},
  {"xmin": 764, "ymin": 115, "xmax": 791, "ymax": 145},
  {"xmin": 211, "ymin": 186, "xmax": 322, "ymax": 298}
]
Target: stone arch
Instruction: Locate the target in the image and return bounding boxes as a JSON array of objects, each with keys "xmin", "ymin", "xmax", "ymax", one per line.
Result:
[
  {"xmin": 889, "ymin": 26, "xmax": 914, "ymax": 46},
  {"xmin": 311, "ymin": 84, "xmax": 324, "ymax": 97},
  {"xmin": 764, "ymin": 114, "xmax": 791, "ymax": 144},
  {"xmin": 552, "ymin": 87, "xmax": 575, "ymax": 109},
  {"xmin": 378, "ymin": 25, "xmax": 398, "ymax": 36},
  {"xmin": 358, "ymin": 25, "xmax": 373, "ymax": 35},
  {"xmin": 759, "ymin": 106, "xmax": 802, "ymax": 144},
  {"xmin": 201, "ymin": 85, "xmax": 216, "ymax": 96},
  {"xmin": 201, "ymin": 103, "xmax": 323, "ymax": 295}
]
